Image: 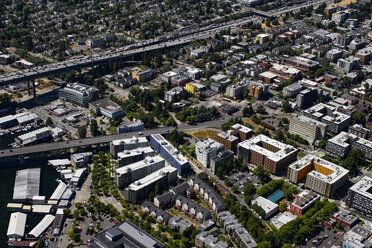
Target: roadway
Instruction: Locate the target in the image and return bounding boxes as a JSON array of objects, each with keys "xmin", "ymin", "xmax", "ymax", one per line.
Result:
[
  {"xmin": 0, "ymin": 0, "xmax": 328, "ymax": 86},
  {"xmin": 0, "ymin": 118, "xmax": 225, "ymax": 159}
]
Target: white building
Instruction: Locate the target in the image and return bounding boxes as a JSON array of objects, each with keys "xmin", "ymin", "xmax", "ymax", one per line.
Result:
[
  {"xmin": 7, "ymin": 212, "xmax": 27, "ymax": 238},
  {"xmin": 196, "ymin": 138, "xmax": 224, "ymax": 168},
  {"xmin": 110, "ymin": 136, "xmax": 148, "ymax": 158},
  {"xmin": 116, "ymin": 156, "xmax": 165, "ymax": 189},
  {"xmin": 252, "ymin": 196, "xmax": 278, "ymax": 219}
]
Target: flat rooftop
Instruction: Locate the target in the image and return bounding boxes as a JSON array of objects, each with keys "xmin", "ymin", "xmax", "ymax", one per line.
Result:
[
  {"xmin": 231, "ymin": 123, "xmax": 253, "ymax": 134},
  {"xmin": 252, "ymin": 196, "xmax": 278, "ymax": 214},
  {"xmin": 349, "ymin": 176, "xmax": 372, "ymax": 199},
  {"xmin": 112, "ymin": 136, "xmax": 148, "ymax": 146},
  {"xmin": 89, "ymin": 98, "xmax": 122, "ymax": 113},
  {"xmin": 289, "ymin": 154, "xmax": 349, "ymax": 184},
  {"xmin": 13, "ymin": 168, "xmax": 40, "ymax": 202},
  {"xmin": 116, "ymin": 155, "xmax": 164, "ymax": 175},
  {"xmin": 127, "ymin": 166, "xmax": 177, "ymax": 191},
  {"xmin": 238, "ymin": 135, "xmax": 297, "ymax": 162},
  {"xmin": 151, "ymin": 134, "xmax": 188, "ymax": 165},
  {"xmin": 117, "ymin": 146, "xmax": 154, "ymax": 159},
  {"xmin": 217, "ymin": 132, "xmax": 239, "ymax": 142}
]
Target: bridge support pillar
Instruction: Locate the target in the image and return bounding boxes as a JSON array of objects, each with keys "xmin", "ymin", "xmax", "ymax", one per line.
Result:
[
  {"xmin": 27, "ymin": 81, "xmax": 31, "ymax": 96},
  {"xmin": 32, "ymin": 79, "xmax": 36, "ymax": 99}
]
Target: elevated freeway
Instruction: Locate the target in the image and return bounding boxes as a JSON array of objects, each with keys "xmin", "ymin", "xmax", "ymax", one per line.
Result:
[
  {"xmin": 0, "ymin": 0, "xmax": 328, "ymax": 86},
  {"xmin": 0, "ymin": 119, "xmax": 224, "ymax": 159}
]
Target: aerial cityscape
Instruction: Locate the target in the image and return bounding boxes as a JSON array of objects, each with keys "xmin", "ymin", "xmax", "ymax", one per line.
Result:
[{"xmin": 0, "ymin": 0, "xmax": 371, "ymax": 247}]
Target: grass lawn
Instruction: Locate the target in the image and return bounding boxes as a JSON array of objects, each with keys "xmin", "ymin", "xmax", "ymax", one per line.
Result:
[{"xmin": 186, "ymin": 129, "xmax": 220, "ymax": 141}]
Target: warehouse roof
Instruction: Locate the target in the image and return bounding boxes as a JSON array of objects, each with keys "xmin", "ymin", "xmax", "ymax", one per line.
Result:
[
  {"xmin": 7, "ymin": 212, "xmax": 27, "ymax": 238},
  {"xmin": 13, "ymin": 168, "xmax": 40, "ymax": 202},
  {"xmin": 29, "ymin": 215, "xmax": 55, "ymax": 238}
]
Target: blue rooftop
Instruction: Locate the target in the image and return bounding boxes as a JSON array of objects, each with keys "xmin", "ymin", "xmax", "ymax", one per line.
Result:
[{"xmin": 267, "ymin": 190, "xmax": 284, "ymax": 203}]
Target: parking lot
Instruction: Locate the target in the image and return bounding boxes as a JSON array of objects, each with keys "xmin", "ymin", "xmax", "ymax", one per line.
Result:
[
  {"xmin": 301, "ymin": 226, "xmax": 345, "ymax": 248},
  {"xmin": 226, "ymin": 171, "xmax": 262, "ymax": 193}
]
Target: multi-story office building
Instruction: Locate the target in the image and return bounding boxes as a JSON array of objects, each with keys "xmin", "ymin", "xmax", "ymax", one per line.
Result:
[
  {"xmin": 188, "ymin": 176, "xmax": 226, "ymax": 213},
  {"xmin": 231, "ymin": 124, "xmax": 253, "ymax": 141},
  {"xmin": 216, "ymin": 131, "xmax": 239, "ymax": 153},
  {"xmin": 71, "ymin": 152, "xmax": 92, "ymax": 167},
  {"xmin": 89, "ymin": 98, "xmax": 124, "ymax": 119},
  {"xmin": 287, "ymin": 190, "xmax": 320, "ymax": 216},
  {"xmin": 117, "ymin": 147, "xmax": 154, "ymax": 168},
  {"xmin": 326, "ymin": 48, "xmax": 343, "ymax": 62},
  {"xmin": 303, "ymin": 103, "xmax": 351, "ymax": 134},
  {"xmin": 355, "ymin": 47, "xmax": 372, "ymax": 65},
  {"xmin": 288, "ymin": 115, "xmax": 327, "ymax": 145},
  {"xmin": 283, "ymin": 83, "xmax": 303, "ymax": 98},
  {"xmin": 115, "ymin": 156, "xmax": 165, "ymax": 189},
  {"xmin": 348, "ymin": 124, "xmax": 370, "ymax": 139},
  {"xmin": 89, "ymin": 220, "xmax": 165, "ymax": 248},
  {"xmin": 195, "ymin": 138, "xmax": 224, "ymax": 168},
  {"xmin": 287, "ymin": 155, "xmax": 349, "ymax": 197},
  {"xmin": 58, "ymin": 82, "xmax": 99, "ymax": 107},
  {"xmin": 237, "ymin": 135, "xmax": 298, "ymax": 175},
  {"xmin": 210, "ymin": 150, "xmax": 234, "ymax": 175},
  {"xmin": 269, "ymin": 63, "xmax": 302, "ymax": 81},
  {"xmin": 347, "ymin": 176, "xmax": 372, "ymax": 214},
  {"xmin": 150, "ymin": 134, "xmax": 189, "ymax": 175},
  {"xmin": 226, "ymin": 82, "xmax": 246, "ymax": 99},
  {"xmin": 286, "ymin": 56, "xmax": 319, "ymax": 72},
  {"xmin": 110, "ymin": 136, "xmax": 148, "ymax": 158},
  {"xmin": 296, "ymin": 88, "xmax": 318, "ymax": 109},
  {"xmin": 326, "ymin": 132, "xmax": 372, "ymax": 159},
  {"xmin": 117, "ymin": 120, "xmax": 144, "ymax": 134},
  {"xmin": 247, "ymin": 81, "xmax": 269, "ymax": 99},
  {"xmin": 336, "ymin": 56, "xmax": 360, "ymax": 73},
  {"xmin": 124, "ymin": 166, "xmax": 177, "ymax": 203},
  {"xmin": 164, "ymin": 86, "xmax": 183, "ymax": 102}
]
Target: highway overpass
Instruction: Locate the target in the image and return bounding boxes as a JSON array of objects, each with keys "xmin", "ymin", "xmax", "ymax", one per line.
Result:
[
  {"xmin": 0, "ymin": 0, "xmax": 328, "ymax": 87},
  {"xmin": 0, "ymin": 120, "xmax": 223, "ymax": 159}
]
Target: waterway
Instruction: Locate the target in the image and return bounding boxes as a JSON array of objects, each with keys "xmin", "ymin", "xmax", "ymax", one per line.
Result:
[{"xmin": 0, "ymin": 162, "xmax": 59, "ymax": 246}]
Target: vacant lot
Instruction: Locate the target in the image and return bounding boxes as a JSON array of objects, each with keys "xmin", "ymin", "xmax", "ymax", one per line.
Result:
[{"xmin": 186, "ymin": 129, "xmax": 220, "ymax": 141}]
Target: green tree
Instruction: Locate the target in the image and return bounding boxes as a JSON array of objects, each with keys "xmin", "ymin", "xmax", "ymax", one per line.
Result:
[
  {"xmin": 341, "ymin": 149, "xmax": 365, "ymax": 176},
  {"xmin": 281, "ymin": 100, "xmax": 292, "ymax": 113},
  {"xmin": 279, "ymin": 202, "xmax": 287, "ymax": 212},
  {"xmin": 78, "ymin": 126, "xmax": 87, "ymax": 139},
  {"xmin": 45, "ymin": 117, "xmax": 53, "ymax": 126},
  {"xmin": 351, "ymin": 111, "xmax": 367, "ymax": 125},
  {"xmin": 243, "ymin": 104, "xmax": 255, "ymax": 117},
  {"xmin": 90, "ymin": 119, "xmax": 98, "ymax": 137}
]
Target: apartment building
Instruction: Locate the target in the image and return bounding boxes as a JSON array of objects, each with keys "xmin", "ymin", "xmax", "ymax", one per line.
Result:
[
  {"xmin": 115, "ymin": 156, "xmax": 165, "ymax": 189},
  {"xmin": 210, "ymin": 150, "xmax": 234, "ymax": 175},
  {"xmin": 247, "ymin": 81, "xmax": 269, "ymax": 99},
  {"xmin": 150, "ymin": 134, "xmax": 189, "ymax": 175},
  {"xmin": 288, "ymin": 115, "xmax": 327, "ymax": 145},
  {"xmin": 303, "ymin": 103, "xmax": 351, "ymax": 134},
  {"xmin": 188, "ymin": 176, "xmax": 226, "ymax": 213},
  {"xmin": 269, "ymin": 63, "xmax": 302, "ymax": 81},
  {"xmin": 231, "ymin": 123, "xmax": 253, "ymax": 141},
  {"xmin": 326, "ymin": 131, "xmax": 372, "ymax": 159},
  {"xmin": 347, "ymin": 176, "xmax": 372, "ymax": 214},
  {"xmin": 286, "ymin": 56, "xmax": 319, "ymax": 72},
  {"xmin": 237, "ymin": 135, "xmax": 298, "ymax": 175},
  {"xmin": 175, "ymin": 195, "xmax": 212, "ymax": 221},
  {"xmin": 336, "ymin": 56, "xmax": 360, "ymax": 73},
  {"xmin": 216, "ymin": 131, "xmax": 239, "ymax": 153},
  {"xmin": 195, "ymin": 138, "xmax": 224, "ymax": 167},
  {"xmin": 124, "ymin": 166, "xmax": 177, "ymax": 203},
  {"xmin": 348, "ymin": 124, "xmax": 370, "ymax": 139},
  {"xmin": 110, "ymin": 136, "xmax": 148, "ymax": 158},
  {"xmin": 117, "ymin": 147, "xmax": 154, "ymax": 168},
  {"xmin": 226, "ymin": 82, "xmax": 246, "ymax": 99},
  {"xmin": 355, "ymin": 47, "xmax": 372, "ymax": 65},
  {"xmin": 287, "ymin": 155, "xmax": 349, "ymax": 197},
  {"xmin": 287, "ymin": 190, "xmax": 320, "ymax": 216}
]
